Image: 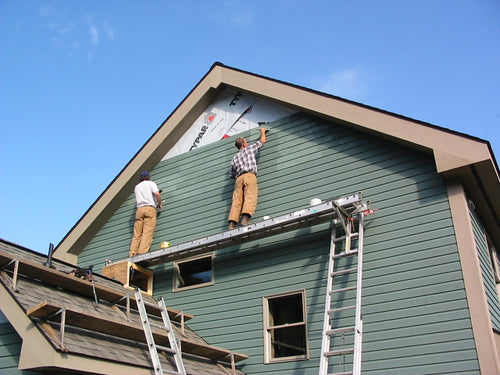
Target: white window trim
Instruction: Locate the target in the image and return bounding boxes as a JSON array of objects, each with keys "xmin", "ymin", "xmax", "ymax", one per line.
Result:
[
  {"xmin": 486, "ymin": 235, "xmax": 500, "ymax": 302},
  {"xmin": 488, "ymin": 238, "xmax": 500, "ymax": 283},
  {"xmin": 262, "ymin": 289, "xmax": 309, "ymax": 364},
  {"xmin": 173, "ymin": 253, "xmax": 214, "ymax": 292}
]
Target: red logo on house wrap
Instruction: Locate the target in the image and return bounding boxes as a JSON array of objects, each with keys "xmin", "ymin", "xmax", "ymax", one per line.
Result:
[{"xmin": 205, "ymin": 112, "xmax": 216, "ymax": 124}]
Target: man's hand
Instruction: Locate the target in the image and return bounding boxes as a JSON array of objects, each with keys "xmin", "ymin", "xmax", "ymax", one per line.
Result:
[
  {"xmin": 154, "ymin": 191, "xmax": 162, "ymax": 210},
  {"xmin": 260, "ymin": 127, "xmax": 267, "ymax": 143}
]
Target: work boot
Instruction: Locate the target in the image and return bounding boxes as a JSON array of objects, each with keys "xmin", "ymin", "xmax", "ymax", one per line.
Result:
[
  {"xmin": 228, "ymin": 221, "xmax": 237, "ymax": 230},
  {"xmin": 241, "ymin": 214, "xmax": 251, "ymax": 226}
]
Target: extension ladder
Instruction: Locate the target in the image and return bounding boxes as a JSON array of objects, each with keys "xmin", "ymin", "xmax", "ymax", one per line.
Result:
[
  {"xmin": 135, "ymin": 289, "xmax": 187, "ymax": 375},
  {"xmin": 319, "ymin": 206, "xmax": 365, "ymax": 375}
]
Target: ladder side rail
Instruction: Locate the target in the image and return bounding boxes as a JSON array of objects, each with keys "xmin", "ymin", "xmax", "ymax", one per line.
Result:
[
  {"xmin": 135, "ymin": 290, "xmax": 164, "ymax": 375},
  {"xmin": 352, "ymin": 214, "xmax": 365, "ymax": 375},
  {"xmin": 158, "ymin": 297, "xmax": 187, "ymax": 375},
  {"xmin": 319, "ymin": 222, "xmax": 339, "ymax": 374}
]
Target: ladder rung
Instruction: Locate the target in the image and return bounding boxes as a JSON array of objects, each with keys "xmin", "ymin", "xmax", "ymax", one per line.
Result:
[
  {"xmin": 326, "ymin": 326, "xmax": 355, "ymax": 335},
  {"xmin": 334, "ymin": 233, "xmax": 359, "ymax": 242},
  {"xmin": 332, "ymin": 249, "xmax": 358, "ymax": 259},
  {"xmin": 330, "ymin": 286, "xmax": 357, "ymax": 295},
  {"xmin": 149, "ymin": 322, "xmax": 167, "ymax": 330},
  {"xmin": 331, "ymin": 267, "xmax": 357, "ymax": 276},
  {"xmin": 325, "ymin": 348, "xmax": 354, "ymax": 356},
  {"xmin": 156, "ymin": 344, "xmax": 176, "ymax": 354},
  {"xmin": 142, "ymin": 300, "xmax": 165, "ymax": 311},
  {"xmin": 329, "ymin": 372, "xmax": 353, "ymax": 375},
  {"xmin": 328, "ymin": 305, "xmax": 356, "ymax": 314}
]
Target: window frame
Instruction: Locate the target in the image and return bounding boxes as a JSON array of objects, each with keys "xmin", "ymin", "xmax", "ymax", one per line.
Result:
[
  {"xmin": 488, "ymin": 237, "xmax": 500, "ymax": 282},
  {"xmin": 487, "ymin": 235, "xmax": 500, "ymax": 299},
  {"xmin": 173, "ymin": 253, "xmax": 214, "ymax": 292},
  {"xmin": 262, "ymin": 289, "xmax": 309, "ymax": 363}
]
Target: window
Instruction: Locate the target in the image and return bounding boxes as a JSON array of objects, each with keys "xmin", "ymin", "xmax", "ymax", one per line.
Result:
[
  {"xmin": 487, "ymin": 236, "xmax": 500, "ymax": 300},
  {"xmin": 173, "ymin": 254, "xmax": 214, "ymax": 291},
  {"xmin": 263, "ymin": 290, "xmax": 308, "ymax": 363}
]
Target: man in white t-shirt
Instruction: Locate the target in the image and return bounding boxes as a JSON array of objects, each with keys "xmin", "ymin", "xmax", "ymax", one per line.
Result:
[{"xmin": 129, "ymin": 171, "xmax": 162, "ymax": 256}]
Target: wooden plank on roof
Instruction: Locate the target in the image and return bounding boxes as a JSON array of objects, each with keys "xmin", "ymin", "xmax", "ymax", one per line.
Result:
[
  {"xmin": 182, "ymin": 341, "xmax": 249, "ymax": 363},
  {"xmin": 0, "ymin": 250, "xmax": 192, "ymax": 322},
  {"xmin": 27, "ymin": 300, "xmax": 248, "ymax": 363},
  {"xmin": 28, "ymin": 300, "xmax": 154, "ymax": 343}
]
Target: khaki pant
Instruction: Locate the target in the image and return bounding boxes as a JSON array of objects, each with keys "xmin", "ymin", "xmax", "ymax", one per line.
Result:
[
  {"xmin": 228, "ymin": 173, "xmax": 258, "ymax": 223},
  {"xmin": 130, "ymin": 206, "xmax": 157, "ymax": 256}
]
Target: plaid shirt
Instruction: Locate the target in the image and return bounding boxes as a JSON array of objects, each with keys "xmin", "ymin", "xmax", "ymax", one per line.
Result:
[{"xmin": 229, "ymin": 140, "xmax": 263, "ymax": 178}]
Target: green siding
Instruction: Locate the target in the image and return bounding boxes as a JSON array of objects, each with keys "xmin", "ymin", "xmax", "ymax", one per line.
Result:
[
  {"xmin": 0, "ymin": 322, "xmax": 40, "ymax": 375},
  {"xmin": 80, "ymin": 113, "xmax": 479, "ymax": 374},
  {"xmin": 470, "ymin": 203, "xmax": 500, "ymax": 330}
]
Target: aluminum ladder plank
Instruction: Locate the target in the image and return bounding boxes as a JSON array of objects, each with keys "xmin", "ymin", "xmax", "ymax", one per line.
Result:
[{"xmin": 122, "ymin": 192, "xmax": 365, "ymax": 267}]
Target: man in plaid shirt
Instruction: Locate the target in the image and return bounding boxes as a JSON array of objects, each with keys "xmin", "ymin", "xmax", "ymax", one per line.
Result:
[{"xmin": 227, "ymin": 127, "xmax": 267, "ymax": 229}]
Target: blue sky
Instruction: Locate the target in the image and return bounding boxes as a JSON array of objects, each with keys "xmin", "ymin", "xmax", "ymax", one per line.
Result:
[{"xmin": 1, "ymin": 1, "xmax": 498, "ymax": 254}]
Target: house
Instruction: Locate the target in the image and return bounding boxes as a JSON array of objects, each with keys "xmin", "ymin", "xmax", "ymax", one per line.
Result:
[{"xmin": 2, "ymin": 62, "xmax": 499, "ymax": 374}]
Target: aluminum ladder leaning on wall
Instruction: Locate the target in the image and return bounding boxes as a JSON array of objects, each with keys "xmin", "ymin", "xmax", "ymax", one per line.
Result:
[
  {"xmin": 319, "ymin": 199, "xmax": 367, "ymax": 375},
  {"xmin": 135, "ymin": 289, "xmax": 187, "ymax": 375}
]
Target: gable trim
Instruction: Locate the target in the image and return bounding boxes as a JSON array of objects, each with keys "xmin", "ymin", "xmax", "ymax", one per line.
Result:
[{"xmin": 446, "ymin": 180, "xmax": 500, "ymax": 374}]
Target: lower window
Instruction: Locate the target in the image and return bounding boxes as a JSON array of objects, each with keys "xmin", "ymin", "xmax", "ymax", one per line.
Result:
[
  {"xmin": 263, "ymin": 290, "xmax": 308, "ymax": 363},
  {"xmin": 173, "ymin": 254, "xmax": 214, "ymax": 291}
]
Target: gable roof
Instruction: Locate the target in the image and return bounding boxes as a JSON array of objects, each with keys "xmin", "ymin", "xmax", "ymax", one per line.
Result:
[
  {"xmin": 54, "ymin": 62, "xmax": 500, "ymax": 261},
  {"xmin": 0, "ymin": 238, "xmax": 246, "ymax": 374}
]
